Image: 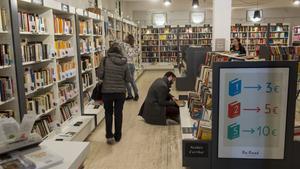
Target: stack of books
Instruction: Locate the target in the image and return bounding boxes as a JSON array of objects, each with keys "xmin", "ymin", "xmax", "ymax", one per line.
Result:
[
  {"xmin": 18, "ymin": 11, "xmax": 47, "ymax": 33},
  {"xmin": 58, "ymin": 82, "xmax": 77, "ymax": 104},
  {"xmin": 79, "ymin": 20, "xmax": 91, "ymax": 35},
  {"xmin": 81, "ymin": 58, "xmax": 92, "ymax": 71},
  {"xmin": 82, "ymin": 72, "xmax": 93, "ymax": 89},
  {"xmin": 60, "ymin": 101, "xmax": 78, "ymax": 122},
  {"xmin": 32, "ymin": 115, "xmax": 53, "ymax": 138}
]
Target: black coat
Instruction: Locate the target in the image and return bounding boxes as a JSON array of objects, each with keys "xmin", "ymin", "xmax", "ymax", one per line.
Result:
[{"xmin": 139, "ymin": 77, "xmax": 176, "ymax": 125}]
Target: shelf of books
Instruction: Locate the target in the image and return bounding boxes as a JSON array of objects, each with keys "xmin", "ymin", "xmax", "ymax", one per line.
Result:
[
  {"xmin": 0, "ymin": 1, "xmax": 20, "ymax": 121},
  {"xmin": 231, "ymin": 23, "xmax": 290, "ymax": 56},
  {"xmin": 141, "ymin": 25, "xmax": 212, "ymax": 64},
  {"xmin": 115, "ymin": 17, "xmax": 122, "ymax": 41},
  {"xmin": 16, "ymin": 0, "xmax": 95, "ymax": 142},
  {"xmin": 292, "ymin": 25, "xmax": 300, "ymax": 45},
  {"xmin": 107, "ymin": 12, "xmax": 115, "ymax": 47}
]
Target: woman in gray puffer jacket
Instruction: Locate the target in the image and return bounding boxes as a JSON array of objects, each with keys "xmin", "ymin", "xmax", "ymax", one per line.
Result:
[{"xmin": 99, "ymin": 43, "xmax": 131, "ymax": 144}]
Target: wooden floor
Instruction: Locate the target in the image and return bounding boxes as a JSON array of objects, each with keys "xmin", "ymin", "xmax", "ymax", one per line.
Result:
[{"xmin": 84, "ymin": 71, "xmax": 184, "ymax": 169}]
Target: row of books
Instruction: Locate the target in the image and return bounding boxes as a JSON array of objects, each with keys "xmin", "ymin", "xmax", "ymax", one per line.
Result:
[
  {"xmin": 159, "ymin": 34, "xmax": 177, "ymax": 40},
  {"xmin": 231, "ymin": 26, "xmax": 248, "ymax": 32},
  {"xmin": 269, "ymin": 46, "xmax": 300, "ymax": 61},
  {"xmin": 56, "ymin": 60, "xmax": 76, "ymax": 81},
  {"xmin": 269, "ymin": 32, "xmax": 289, "ymax": 38},
  {"xmin": 60, "ymin": 101, "xmax": 77, "ymax": 122},
  {"xmin": 18, "ymin": 11, "xmax": 46, "ymax": 33},
  {"xmin": 80, "ymin": 38, "xmax": 92, "ymax": 54},
  {"xmin": 24, "ymin": 67, "xmax": 54, "ymax": 94},
  {"xmin": 142, "ymin": 34, "xmax": 159, "ymax": 40},
  {"xmin": 269, "ymin": 39, "xmax": 288, "ymax": 45},
  {"xmin": 270, "ymin": 25, "xmax": 289, "ymax": 32},
  {"xmin": 21, "ymin": 40, "xmax": 50, "ymax": 63},
  {"xmin": 0, "ymin": 44, "xmax": 10, "ymax": 66},
  {"xmin": 81, "ymin": 58, "xmax": 92, "ymax": 71},
  {"xmin": 178, "ymin": 27, "xmax": 212, "ymax": 33},
  {"xmin": 79, "ymin": 20, "xmax": 91, "ymax": 35},
  {"xmin": 179, "ymin": 34, "xmax": 212, "ymax": 39},
  {"xmin": 179, "ymin": 39, "xmax": 211, "ymax": 45},
  {"xmin": 82, "ymin": 72, "xmax": 93, "ymax": 89},
  {"xmin": 32, "ymin": 115, "xmax": 53, "ymax": 138},
  {"xmin": 0, "ymin": 8, "xmax": 7, "ymax": 32},
  {"xmin": 54, "ymin": 40, "xmax": 73, "ymax": 58},
  {"xmin": 142, "ymin": 41, "xmax": 158, "ymax": 46},
  {"xmin": 160, "ymin": 46, "xmax": 178, "ymax": 51},
  {"xmin": 94, "ymin": 37, "xmax": 103, "ymax": 50},
  {"xmin": 54, "ymin": 15, "xmax": 73, "ymax": 34},
  {"xmin": 249, "ymin": 32, "xmax": 267, "ymax": 38},
  {"xmin": 94, "ymin": 22, "xmax": 102, "ymax": 35},
  {"xmin": 204, "ymin": 52, "xmax": 231, "ymax": 66},
  {"xmin": 0, "ymin": 77, "xmax": 14, "ymax": 102},
  {"xmin": 0, "ymin": 110, "xmax": 14, "ymax": 118},
  {"xmin": 26, "ymin": 92, "xmax": 55, "ymax": 116},
  {"xmin": 59, "ymin": 82, "xmax": 77, "ymax": 105}
]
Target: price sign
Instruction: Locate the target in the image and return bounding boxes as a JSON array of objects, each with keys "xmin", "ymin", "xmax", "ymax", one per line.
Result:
[
  {"xmin": 32, "ymin": 0, "xmax": 43, "ymax": 5},
  {"xmin": 61, "ymin": 3, "xmax": 70, "ymax": 13},
  {"xmin": 212, "ymin": 61, "xmax": 297, "ymax": 169}
]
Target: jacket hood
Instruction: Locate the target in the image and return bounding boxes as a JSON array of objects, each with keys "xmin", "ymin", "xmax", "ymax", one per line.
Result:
[{"xmin": 108, "ymin": 53, "xmax": 127, "ymax": 66}]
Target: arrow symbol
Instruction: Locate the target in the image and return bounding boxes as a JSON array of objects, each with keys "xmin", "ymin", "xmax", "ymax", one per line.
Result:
[
  {"xmin": 243, "ymin": 107, "xmax": 261, "ymax": 112},
  {"xmin": 244, "ymin": 84, "xmax": 262, "ymax": 91},
  {"xmin": 242, "ymin": 128, "xmax": 255, "ymax": 134}
]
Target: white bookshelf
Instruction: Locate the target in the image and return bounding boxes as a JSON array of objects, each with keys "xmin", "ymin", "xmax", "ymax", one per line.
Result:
[{"xmin": 0, "ymin": 0, "xmax": 21, "ymax": 121}]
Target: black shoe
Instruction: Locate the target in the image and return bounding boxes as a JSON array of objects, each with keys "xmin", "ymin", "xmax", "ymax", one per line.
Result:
[
  {"xmin": 126, "ymin": 96, "xmax": 133, "ymax": 100},
  {"xmin": 106, "ymin": 138, "xmax": 115, "ymax": 145},
  {"xmin": 114, "ymin": 135, "xmax": 121, "ymax": 142},
  {"xmin": 134, "ymin": 95, "xmax": 139, "ymax": 101}
]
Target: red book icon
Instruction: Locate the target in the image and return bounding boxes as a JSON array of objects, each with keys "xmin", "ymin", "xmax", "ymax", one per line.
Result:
[{"xmin": 228, "ymin": 101, "xmax": 241, "ymax": 119}]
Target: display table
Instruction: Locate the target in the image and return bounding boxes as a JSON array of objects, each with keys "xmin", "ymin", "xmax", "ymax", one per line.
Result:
[
  {"xmin": 21, "ymin": 140, "xmax": 90, "ymax": 169},
  {"xmin": 180, "ymin": 106, "xmax": 211, "ymax": 168}
]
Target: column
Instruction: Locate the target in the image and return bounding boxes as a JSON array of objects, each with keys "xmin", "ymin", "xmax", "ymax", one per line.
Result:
[{"xmin": 212, "ymin": 0, "xmax": 232, "ymax": 51}]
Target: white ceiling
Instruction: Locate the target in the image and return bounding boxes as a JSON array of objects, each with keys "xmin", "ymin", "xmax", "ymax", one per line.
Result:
[{"xmin": 122, "ymin": 0, "xmax": 297, "ymax": 10}]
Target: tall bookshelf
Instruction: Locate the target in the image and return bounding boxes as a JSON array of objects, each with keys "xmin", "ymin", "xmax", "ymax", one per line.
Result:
[
  {"xmin": 0, "ymin": 0, "xmax": 22, "ymax": 122},
  {"xmin": 231, "ymin": 23, "xmax": 290, "ymax": 56},
  {"xmin": 141, "ymin": 25, "xmax": 212, "ymax": 63}
]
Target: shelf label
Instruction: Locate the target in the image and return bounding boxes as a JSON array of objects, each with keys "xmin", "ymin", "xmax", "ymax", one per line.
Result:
[
  {"xmin": 218, "ymin": 68, "xmax": 289, "ymax": 159},
  {"xmin": 83, "ymin": 10, "xmax": 89, "ymax": 17},
  {"xmin": 185, "ymin": 142, "xmax": 208, "ymax": 158},
  {"xmin": 61, "ymin": 3, "xmax": 70, "ymax": 13},
  {"xmin": 32, "ymin": 0, "xmax": 43, "ymax": 5}
]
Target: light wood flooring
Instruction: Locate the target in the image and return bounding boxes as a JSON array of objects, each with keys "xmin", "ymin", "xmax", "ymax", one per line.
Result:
[{"xmin": 84, "ymin": 71, "xmax": 184, "ymax": 169}]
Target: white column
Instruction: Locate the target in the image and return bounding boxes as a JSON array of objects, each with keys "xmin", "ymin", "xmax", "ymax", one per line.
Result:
[{"xmin": 212, "ymin": 0, "xmax": 232, "ymax": 51}]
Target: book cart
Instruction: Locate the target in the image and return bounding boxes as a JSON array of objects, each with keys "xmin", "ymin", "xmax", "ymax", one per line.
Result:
[{"xmin": 179, "ymin": 52, "xmax": 300, "ymax": 169}]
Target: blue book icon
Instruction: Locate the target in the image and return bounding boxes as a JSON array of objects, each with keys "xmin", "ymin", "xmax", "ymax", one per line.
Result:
[
  {"xmin": 227, "ymin": 123, "xmax": 240, "ymax": 140},
  {"xmin": 229, "ymin": 78, "xmax": 242, "ymax": 96}
]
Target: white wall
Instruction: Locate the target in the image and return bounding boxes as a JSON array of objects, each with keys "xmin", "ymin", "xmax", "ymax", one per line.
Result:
[{"xmin": 133, "ymin": 7, "xmax": 300, "ymax": 27}]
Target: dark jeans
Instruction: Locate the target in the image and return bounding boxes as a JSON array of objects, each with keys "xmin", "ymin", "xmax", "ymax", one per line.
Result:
[
  {"xmin": 166, "ymin": 105, "xmax": 180, "ymax": 123},
  {"xmin": 103, "ymin": 93, "xmax": 126, "ymax": 140}
]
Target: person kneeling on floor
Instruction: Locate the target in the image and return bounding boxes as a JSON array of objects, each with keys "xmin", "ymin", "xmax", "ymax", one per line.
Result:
[{"xmin": 138, "ymin": 71, "xmax": 180, "ymax": 125}]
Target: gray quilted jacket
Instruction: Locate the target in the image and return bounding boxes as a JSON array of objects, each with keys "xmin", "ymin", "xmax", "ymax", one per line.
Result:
[{"xmin": 99, "ymin": 53, "xmax": 131, "ymax": 94}]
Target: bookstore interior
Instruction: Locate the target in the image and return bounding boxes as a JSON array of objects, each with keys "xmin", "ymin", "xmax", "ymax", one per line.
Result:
[{"xmin": 0, "ymin": 0, "xmax": 300, "ymax": 168}]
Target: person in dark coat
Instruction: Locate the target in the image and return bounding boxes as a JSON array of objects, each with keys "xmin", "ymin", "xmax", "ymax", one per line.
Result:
[
  {"xmin": 99, "ymin": 43, "xmax": 131, "ymax": 144},
  {"xmin": 139, "ymin": 72, "xmax": 180, "ymax": 125},
  {"xmin": 230, "ymin": 37, "xmax": 246, "ymax": 55}
]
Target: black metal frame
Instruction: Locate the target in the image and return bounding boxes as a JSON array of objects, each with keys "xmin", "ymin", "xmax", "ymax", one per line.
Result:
[
  {"xmin": 212, "ymin": 61, "xmax": 298, "ymax": 169},
  {"xmin": 9, "ymin": 0, "xmax": 27, "ymax": 120}
]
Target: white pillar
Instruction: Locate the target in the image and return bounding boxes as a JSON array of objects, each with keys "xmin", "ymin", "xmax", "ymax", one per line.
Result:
[{"xmin": 212, "ymin": 0, "xmax": 232, "ymax": 51}]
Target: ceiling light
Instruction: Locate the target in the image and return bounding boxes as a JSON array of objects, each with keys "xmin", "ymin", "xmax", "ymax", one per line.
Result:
[
  {"xmin": 293, "ymin": 0, "xmax": 300, "ymax": 5},
  {"xmin": 253, "ymin": 10, "xmax": 261, "ymax": 22},
  {"xmin": 192, "ymin": 0, "xmax": 199, "ymax": 9},
  {"xmin": 164, "ymin": 0, "xmax": 172, "ymax": 6}
]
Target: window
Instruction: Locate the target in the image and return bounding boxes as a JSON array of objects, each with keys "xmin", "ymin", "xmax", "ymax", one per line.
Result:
[
  {"xmin": 191, "ymin": 12, "xmax": 205, "ymax": 24},
  {"xmin": 152, "ymin": 13, "xmax": 167, "ymax": 27}
]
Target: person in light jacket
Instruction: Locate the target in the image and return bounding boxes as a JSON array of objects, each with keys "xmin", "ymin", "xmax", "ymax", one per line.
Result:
[
  {"xmin": 139, "ymin": 72, "xmax": 179, "ymax": 125},
  {"xmin": 99, "ymin": 43, "xmax": 131, "ymax": 144}
]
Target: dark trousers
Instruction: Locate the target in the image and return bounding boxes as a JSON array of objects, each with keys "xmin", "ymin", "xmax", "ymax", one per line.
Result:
[
  {"xmin": 166, "ymin": 105, "xmax": 180, "ymax": 123},
  {"xmin": 103, "ymin": 93, "xmax": 126, "ymax": 140}
]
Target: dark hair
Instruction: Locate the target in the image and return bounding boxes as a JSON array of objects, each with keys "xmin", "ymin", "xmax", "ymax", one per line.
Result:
[
  {"xmin": 127, "ymin": 34, "xmax": 135, "ymax": 47},
  {"xmin": 164, "ymin": 71, "xmax": 176, "ymax": 78},
  {"xmin": 108, "ymin": 43, "xmax": 123, "ymax": 56},
  {"xmin": 234, "ymin": 37, "xmax": 241, "ymax": 43}
]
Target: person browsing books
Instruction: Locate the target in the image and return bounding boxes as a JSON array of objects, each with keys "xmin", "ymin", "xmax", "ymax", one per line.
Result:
[
  {"xmin": 230, "ymin": 38, "xmax": 246, "ymax": 55},
  {"xmin": 138, "ymin": 72, "xmax": 180, "ymax": 125},
  {"xmin": 119, "ymin": 34, "xmax": 139, "ymax": 101},
  {"xmin": 98, "ymin": 43, "xmax": 131, "ymax": 144}
]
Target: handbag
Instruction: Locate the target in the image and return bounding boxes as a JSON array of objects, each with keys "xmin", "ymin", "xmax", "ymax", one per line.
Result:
[{"xmin": 91, "ymin": 58, "xmax": 106, "ymax": 101}]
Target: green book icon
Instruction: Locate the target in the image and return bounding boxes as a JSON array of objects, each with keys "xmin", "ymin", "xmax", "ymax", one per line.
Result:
[{"xmin": 227, "ymin": 123, "xmax": 240, "ymax": 140}]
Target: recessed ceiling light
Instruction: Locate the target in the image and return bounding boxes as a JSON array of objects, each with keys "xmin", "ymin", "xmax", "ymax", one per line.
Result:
[{"xmin": 164, "ymin": 0, "xmax": 172, "ymax": 6}]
